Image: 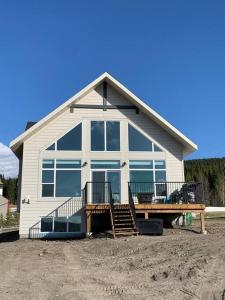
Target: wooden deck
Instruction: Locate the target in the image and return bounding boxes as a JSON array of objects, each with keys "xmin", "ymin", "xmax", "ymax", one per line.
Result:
[{"xmin": 85, "ymin": 203, "xmax": 206, "ymax": 234}]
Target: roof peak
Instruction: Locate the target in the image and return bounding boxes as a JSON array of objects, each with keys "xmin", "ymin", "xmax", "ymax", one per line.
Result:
[{"xmin": 10, "ymin": 72, "xmax": 197, "ymax": 156}]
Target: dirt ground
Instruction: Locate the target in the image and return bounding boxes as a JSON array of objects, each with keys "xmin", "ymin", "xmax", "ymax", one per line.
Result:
[{"xmin": 0, "ymin": 220, "xmax": 225, "ymax": 300}]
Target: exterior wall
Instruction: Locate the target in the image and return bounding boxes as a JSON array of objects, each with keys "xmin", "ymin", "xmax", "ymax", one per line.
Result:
[{"xmin": 19, "ymin": 83, "xmax": 184, "ymax": 237}]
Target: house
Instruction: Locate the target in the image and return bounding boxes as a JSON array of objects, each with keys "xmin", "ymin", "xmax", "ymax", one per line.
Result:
[
  {"xmin": 0, "ymin": 179, "xmax": 9, "ymax": 219},
  {"xmin": 10, "ymin": 73, "xmax": 205, "ymax": 239}
]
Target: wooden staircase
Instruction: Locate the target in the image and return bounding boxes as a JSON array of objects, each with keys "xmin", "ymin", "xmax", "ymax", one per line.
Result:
[{"xmin": 110, "ymin": 204, "xmax": 138, "ymax": 238}]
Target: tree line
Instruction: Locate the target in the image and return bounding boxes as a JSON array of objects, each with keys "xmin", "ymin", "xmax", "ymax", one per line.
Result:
[{"xmin": 184, "ymin": 158, "xmax": 225, "ymax": 207}]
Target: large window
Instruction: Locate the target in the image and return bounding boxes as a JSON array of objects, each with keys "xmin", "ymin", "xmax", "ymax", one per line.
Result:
[
  {"xmin": 42, "ymin": 159, "xmax": 81, "ymax": 197},
  {"xmin": 91, "ymin": 121, "xmax": 120, "ymax": 151},
  {"xmin": 41, "ymin": 215, "xmax": 81, "ymax": 233},
  {"xmin": 129, "ymin": 160, "xmax": 166, "ymax": 197},
  {"xmin": 128, "ymin": 124, "xmax": 162, "ymax": 152},
  {"xmin": 46, "ymin": 123, "xmax": 82, "ymax": 151}
]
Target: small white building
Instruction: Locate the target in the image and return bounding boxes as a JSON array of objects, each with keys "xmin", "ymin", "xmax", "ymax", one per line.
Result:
[
  {"xmin": 0, "ymin": 179, "xmax": 9, "ymax": 219},
  {"xmin": 10, "ymin": 73, "xmax": 201, "ymax": 238}
]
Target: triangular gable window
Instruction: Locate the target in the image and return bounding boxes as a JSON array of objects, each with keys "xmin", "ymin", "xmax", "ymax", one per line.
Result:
[
  {"xmin": 128, "ymin": 124, "xmax": 162, "ymax": 152},
  {"xmin": 46, "ymin": 143, "xmax": 55, "ymax": 150},
  {"xmin": 45, "ymin": 123, "xmax": 82, "ymax": 151}
]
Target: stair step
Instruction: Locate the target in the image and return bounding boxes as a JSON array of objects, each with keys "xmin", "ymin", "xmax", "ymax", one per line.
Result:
[
  {"xmin": 114, "ymin": 227, "xmax": 135, "ymax": 231},
  {"xmin": 114, "ymin": 220, "xmax": 133, "ymax": 223},
  {"xmin": 115, "ymin": 231, "xmax": 138, "ymax": 236},
  {"xmin": 113, "ymin": 211, "xmax": 131, "ymax": 214},
  {"xmin": 114, "ymin": 219, "xmax": 133, "ymax": 224},
  {"xmin": 115, "ymin": 225, "xmax": 134, "ymax": 227},
  {"xmin": 114, "ymin": 217, "xmax": 132, "ymax": 220}
]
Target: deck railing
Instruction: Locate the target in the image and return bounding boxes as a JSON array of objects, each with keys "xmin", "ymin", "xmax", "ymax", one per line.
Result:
[
  {"xmin": 128, "ymin": 182, "xmax": 204, "ymax": 204},
  {"xmin": 84, "ymin": 182, "xmax": 119, "ymax": 204}
]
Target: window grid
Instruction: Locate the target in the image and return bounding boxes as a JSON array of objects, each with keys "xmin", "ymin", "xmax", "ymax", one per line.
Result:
[
  {"xmin": 40, "ymin": 215, "xmax": 81, "ymax": 233},
  {"xmin": 42, "ymin": 159, "xmax": 81, "ymax": 198},
  {"xmin": 91, "ymin": 120, "xmax": 120, "ymax": 152}
]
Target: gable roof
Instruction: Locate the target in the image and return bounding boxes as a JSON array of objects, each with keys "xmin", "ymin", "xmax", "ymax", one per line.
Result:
[{"xmin": 10, "ymin": 72, "xmax": 197, "ymax": 156}]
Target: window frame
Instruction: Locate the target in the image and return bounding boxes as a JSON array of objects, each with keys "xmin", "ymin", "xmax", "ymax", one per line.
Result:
[
  {"xmin": 44, "ymin": 122, "xmax": 82, "ymax": 151},
  {"xmin": 40, "ymin": 215, "xmax": 82, "ymax": 233},
  {"xmin": 91, "ymin": 120, "xmax": 120, "ymax": 152},
  {"xmin": 90, "ymin": 160, "xmax": 121, "ymax": 203},
  {"xmin": 129, "ymin": 160, "xmax": 167, "ymax": 199},
  {"xmin": 41, "ymin": 159, "xmax": 82, "ymax": 198}
]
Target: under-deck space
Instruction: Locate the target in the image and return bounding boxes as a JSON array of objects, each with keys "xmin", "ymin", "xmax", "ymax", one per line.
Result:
[{"xmin": 85, "ymin": 203, "xmax": 206, "ymax": 235}]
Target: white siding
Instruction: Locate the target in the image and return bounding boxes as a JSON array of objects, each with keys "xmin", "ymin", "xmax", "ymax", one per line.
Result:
[{"xmin": 19, "ymin": 84, "xmax": 184, "ymax": 236}]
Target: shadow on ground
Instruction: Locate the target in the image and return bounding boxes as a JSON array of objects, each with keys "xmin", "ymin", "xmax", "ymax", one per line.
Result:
[{"xmin": 0, "ymin": 231, "xmax": 19, "ymax": 243}]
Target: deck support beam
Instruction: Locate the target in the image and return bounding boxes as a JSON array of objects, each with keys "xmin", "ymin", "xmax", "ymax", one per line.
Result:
[
  {"xmin": 86, "ymin": 212, "xmax": 92, "ymax": 236},
  {"xmin": 200, "ymin": 211, "xmax": 207, "ymax": 234}
]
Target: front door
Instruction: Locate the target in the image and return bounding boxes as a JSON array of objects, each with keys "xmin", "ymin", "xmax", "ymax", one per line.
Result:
[{"xmin": 92, "ymin": 171, "xmax": 121, "ymax": 204}]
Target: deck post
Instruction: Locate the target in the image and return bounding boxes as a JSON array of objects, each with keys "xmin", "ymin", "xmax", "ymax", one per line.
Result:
[
  {"xmin": 86, "ymin": 212, "xmax": 92, "ymax": 236},
  {"xmin": 200, "ymin": 211, "xmax": 207, "ymax": 234},
  {"xmin": 144, "ymin": 212, "xmax": 148, "ymax": 219}
]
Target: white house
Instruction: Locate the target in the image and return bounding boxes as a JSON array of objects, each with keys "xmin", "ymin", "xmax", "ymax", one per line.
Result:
[{"xmin": 10, "ymin": 73, "xmax": 204, "ymax": 239}]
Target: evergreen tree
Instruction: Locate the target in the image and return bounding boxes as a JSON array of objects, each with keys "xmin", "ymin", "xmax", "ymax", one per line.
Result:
[{"xmin": 184, "ymin": 158, "xmax": 225, "ymax": 206}]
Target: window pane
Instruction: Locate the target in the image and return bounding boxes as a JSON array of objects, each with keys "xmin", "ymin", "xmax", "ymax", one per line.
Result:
[
  {"xmin": 41, "ymin": 217, "xmax": 53, "ymax": 232},
  {"xmin": 42, "ymin": 170, "xmax": 54, "ymax": 183},
  {"xmin": 106, "ymin": 122, "xmax": 120, "ymax": 151},
  {"xmin": 56, "ymin": 170, "xmax": 81, "ymax": 197},
  {"xmin": 91, "ymin": 160, "xmax": 120, "ymax": 169},
  {"xmin": 129, "ymin": 160, "xmax": 153, "ymax": 169},
  {"xmin": 68, "ymin": 215, "xmax": 81, "ymax": 232},
  {"xmin": 154, "ymin": 144, "xmax": 162, "ymax": 152},
  {"xmin": 57, "ymin": 123, "xmax": 82, "ymax": 151},
  {"xmin": 42, "ymin": 184, "xmax": 54, "ymax": 197},
  {"xmin": 130, "ymin": 171, "xmax": 153, "ymax": 182},
  {"xmin": 108, "ymin": 171, "xmax": 120, "ymax": 202},
  {"xmin": 155, "ymin": 160, "xmax": 166, "ymax": 169},
  {"xmin": 155, "ymin": 171, "xmax": 166, "ymax": 182},
  {"xmin": 42, "ymin": 160, "xmax": 54, "ymax": 169},
  {"xmin": 56, "ymin": 160, "xmax": 81, "ymax": 169},
  {"xmin": 91, "ymin": 121, "xmax": 104, "ymax": 151},
  {"xmin": 156, "ymin": 184, "xmax": 167, "ymax": 197},
  {"xmin": 46, "ymin": 143, "xmax": 55, "ymax": 150},
  {"xmin": 129, "ymin": 172, "xmax": 154, "ymax": 194},
  {"xmin": 54, "ymin": 217, "xmax": 67, "ymax": 232},
  {"xmin": 128, "ymin": 124, "xmax": 153, "ymax": 151}
]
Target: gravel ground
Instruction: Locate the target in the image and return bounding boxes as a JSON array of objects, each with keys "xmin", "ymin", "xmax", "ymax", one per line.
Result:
[{"xmin": 0, "ymin": 220, "xmax": 225, "ymax": 300}]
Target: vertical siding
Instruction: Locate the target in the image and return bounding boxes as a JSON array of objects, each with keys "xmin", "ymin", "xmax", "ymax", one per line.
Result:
[{"xmin": 19, "ymin": 83, "xmax": 184, "ymax": 236}]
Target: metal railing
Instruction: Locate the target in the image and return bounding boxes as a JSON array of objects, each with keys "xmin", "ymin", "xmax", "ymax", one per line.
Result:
[
  {"xmin": 128, "ymin": 182, "xmax": 204, "ymax": 204},
  {"xmin": 29, "ymin": 197, "xmax": 83, "ymax": 239},
  {"xmin": 84, "ymin": 182, "xmax": 120, "ymax": 204}
]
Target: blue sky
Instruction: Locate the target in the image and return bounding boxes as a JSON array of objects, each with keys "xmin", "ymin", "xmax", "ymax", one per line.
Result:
[{"xmin": 0, "ymin": 0, "xmax": 225, "ymax": 176}]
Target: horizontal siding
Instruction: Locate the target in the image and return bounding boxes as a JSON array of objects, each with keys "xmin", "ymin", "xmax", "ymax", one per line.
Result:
[{"xmin": 20, "ymin": 84, "xmax": 184, "ymax": 236}]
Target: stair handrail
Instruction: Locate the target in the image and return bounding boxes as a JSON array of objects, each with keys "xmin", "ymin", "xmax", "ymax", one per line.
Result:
[
  {"xmin": 29, "ymin": 196, "xmax": 83, "ymax": 239},
  {"xmin": 128, "ymin": 183, "xmax": 137, "ymax": 227},
  {"xmin": 109, "ymin": 183, "xmax": 115, "ymax": 238}
]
